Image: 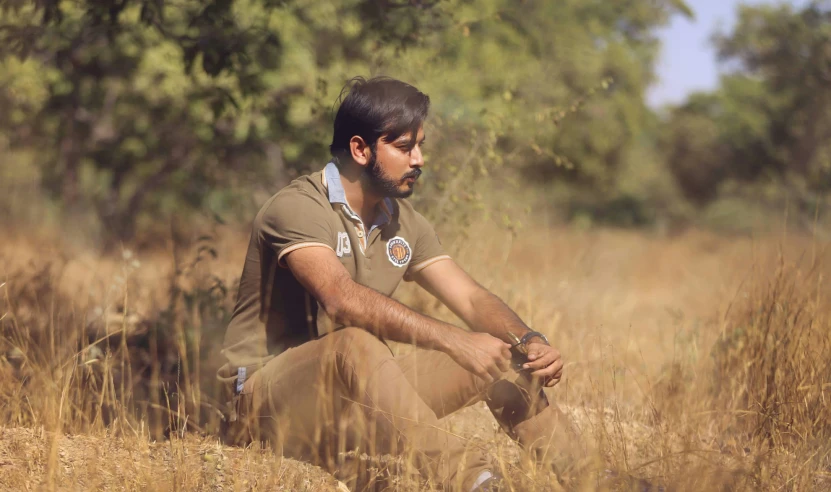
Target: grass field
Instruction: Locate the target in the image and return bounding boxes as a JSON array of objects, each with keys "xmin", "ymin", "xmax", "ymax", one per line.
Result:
[{"xmin": 1, "ymin": 222, "xmax": 829, "ymax": 490}]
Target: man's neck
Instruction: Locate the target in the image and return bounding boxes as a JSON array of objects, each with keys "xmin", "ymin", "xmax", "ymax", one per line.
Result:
[{"xmin": 338, "ymin": 166, "xmax": 383, "ymax": 225}]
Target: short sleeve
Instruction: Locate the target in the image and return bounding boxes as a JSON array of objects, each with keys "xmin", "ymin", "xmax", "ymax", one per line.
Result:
[
  {"xmin": 259, "ymin": 190, "xmax": 335, "ymax": 267},
  {"xmin": 404, "ymin": 212, "xmax": 451, "ymax": 281}
]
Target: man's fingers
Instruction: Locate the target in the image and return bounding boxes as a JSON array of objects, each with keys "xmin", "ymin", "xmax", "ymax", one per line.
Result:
[
  {"xmin": 545, "ymin": 376, "xmax": 561, "ymax": 387},
  {"xmin": 523, "ymin": 352, "xmax": 557, "ymax": 370},
  {"xmin": 545, "ymin": 364, "xmax": 564, "ymax": 386},
  {"xmin": 531, "ymin": 358, "xmax": 564, "ymax": 378},
  {"xmin": 527, "ymin": 348, "xmax": 552, "ymax": 360},
  {"xmin": 523, "ymin": 357, "xmax": 550, "ymax": 370}
]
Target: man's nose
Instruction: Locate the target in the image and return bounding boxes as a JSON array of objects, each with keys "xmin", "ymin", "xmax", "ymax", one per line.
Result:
[{"xmin": 410, "ymin": 145, "xmax": 424, "ymax": 167}]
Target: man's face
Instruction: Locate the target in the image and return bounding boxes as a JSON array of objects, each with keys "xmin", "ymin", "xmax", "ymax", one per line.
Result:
[{"xmin": 364, "ymin": 127, "xmax": 425, "ymax": 198}]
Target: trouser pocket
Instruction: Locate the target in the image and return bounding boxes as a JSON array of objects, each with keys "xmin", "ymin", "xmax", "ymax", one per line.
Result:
[{"xmin": 220, "ymin": 389, "xmax": 257, "ymax": 446}]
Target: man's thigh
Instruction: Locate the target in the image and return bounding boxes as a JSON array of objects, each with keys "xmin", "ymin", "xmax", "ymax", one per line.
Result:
[
  {"xmin": 395, "ymin": 348, "xmax": 552, "ymax": 427},
  {"xmin": 241, "ymin": 331, "xmax": 376, "ymax": 460},
  {"xmin": 395, "ymin": 348, "xmax": 488, "ymax": 419}
]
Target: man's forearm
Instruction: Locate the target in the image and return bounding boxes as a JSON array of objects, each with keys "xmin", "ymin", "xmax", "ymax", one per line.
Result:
[
  {"xmin": 327, "ymin": 280, "xmax": 465, "ymax": 351},
  {"xmin": 467, "ymin": 290, "xmax": 533, "ymax": 343}
]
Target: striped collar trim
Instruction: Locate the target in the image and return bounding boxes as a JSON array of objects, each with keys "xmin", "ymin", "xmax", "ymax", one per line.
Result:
[{"xmin": 322, "ymin": 162, "xmax": 393, "ymax": 226}]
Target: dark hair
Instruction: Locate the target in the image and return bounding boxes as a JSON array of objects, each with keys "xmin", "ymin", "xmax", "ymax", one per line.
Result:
[{"xmin": 329, "ymin": 76, "xmax": 430, "ymax": 160}]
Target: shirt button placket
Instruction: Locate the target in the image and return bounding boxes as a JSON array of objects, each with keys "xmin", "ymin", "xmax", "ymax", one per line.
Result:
[{"xmin": 355, "ymin": 225, "xmax": 366, "ymax": 250}]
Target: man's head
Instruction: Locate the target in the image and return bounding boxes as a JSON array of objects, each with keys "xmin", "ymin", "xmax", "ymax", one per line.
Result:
[{"xmin": 330, "ymin": 76, "xmax": 430, "ymax": 198}]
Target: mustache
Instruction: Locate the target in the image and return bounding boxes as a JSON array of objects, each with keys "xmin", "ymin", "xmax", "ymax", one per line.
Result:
[{"xmin": 402, "ymin": 169, "xmax": 422, "ymax": 181}]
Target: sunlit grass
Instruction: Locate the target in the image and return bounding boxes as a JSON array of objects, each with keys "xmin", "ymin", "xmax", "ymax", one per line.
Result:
[{"xmin": 1, "ymin": 224, "xmax": 829, "ymax": 490}]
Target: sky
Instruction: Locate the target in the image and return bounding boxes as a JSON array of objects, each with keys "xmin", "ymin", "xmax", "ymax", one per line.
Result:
[{"xmin": 647, "ymin": 0, "xmax": 809, "ymax": 108}]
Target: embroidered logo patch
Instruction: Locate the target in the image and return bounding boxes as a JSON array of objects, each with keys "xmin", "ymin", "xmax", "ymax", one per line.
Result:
[
  {"xmin": 336, "ymin": 232, "xmax": 352, "ymax": 258},
  {"xmin": 386, "ymin": 236, "xmax": 411, "ymax": 267}
]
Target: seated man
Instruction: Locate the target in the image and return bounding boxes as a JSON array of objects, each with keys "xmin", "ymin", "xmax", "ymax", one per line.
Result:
[{"xmin": 218, "ymin": 76, "xmax": 587, "ymax": 491}]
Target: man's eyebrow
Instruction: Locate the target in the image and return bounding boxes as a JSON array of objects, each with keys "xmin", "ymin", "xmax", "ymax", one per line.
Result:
[
  {"xmin": 393, "ymin": 133, "xmax": 425, "ymax": 147},
  {"xmin": 394, "ymin": 135, "xmax": 418, "ymax": 144}
]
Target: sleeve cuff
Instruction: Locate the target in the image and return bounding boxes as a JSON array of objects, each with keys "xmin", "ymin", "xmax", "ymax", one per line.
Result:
[
  {"xmin": 277, "ymin": 242, "xmax": 334, "ymax": 267},
  {"xmin": 404, "ymin": 255, "xmax": 452, "ymax": 281}
]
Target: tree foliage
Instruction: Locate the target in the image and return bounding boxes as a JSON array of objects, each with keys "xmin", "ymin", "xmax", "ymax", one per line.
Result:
[
  {"xmin": 662, "ymin": 1, "xmax": 831, "ymax": 215},
  {"xmin": 0, "ymin": 0, "xmax": 447, "ymax": 239},
  {"xmin": 1, "ymin": 0, "xmax": 695, "ymax": 240}
]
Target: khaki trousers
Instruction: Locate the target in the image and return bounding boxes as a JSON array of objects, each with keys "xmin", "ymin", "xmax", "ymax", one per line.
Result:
[{"xmin": 231, "ymin": 328, "xmax": 585, "ymax": 491}]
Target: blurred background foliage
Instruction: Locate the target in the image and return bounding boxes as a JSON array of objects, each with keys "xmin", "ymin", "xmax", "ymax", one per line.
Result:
[{"xmin": 0, "ymin": 0, "xmax": 829, "ymax": 244}]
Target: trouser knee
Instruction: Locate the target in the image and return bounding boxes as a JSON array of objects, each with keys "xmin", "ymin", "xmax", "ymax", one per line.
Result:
[{"xmin": 327, "ymin": 327, "xmax": 394, "ymax": 372}]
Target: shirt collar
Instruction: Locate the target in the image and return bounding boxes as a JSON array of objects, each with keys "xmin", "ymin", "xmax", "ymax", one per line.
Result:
[
  {"xmin": 323, "ymin": 162, "xmax": 347, "ymax": 205},
  {"xmin": 323, "ymin": 162, "xmax": 393, "ymax": 226}
]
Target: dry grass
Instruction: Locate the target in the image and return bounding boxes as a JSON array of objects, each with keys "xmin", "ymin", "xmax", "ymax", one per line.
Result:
[
  {"xmin": 2, "ymin": 222, "xmax": 830, "ymax": 490},
  {"xmin": 0, "ymin": 426, "xmax": 340, "ymax": 491}
]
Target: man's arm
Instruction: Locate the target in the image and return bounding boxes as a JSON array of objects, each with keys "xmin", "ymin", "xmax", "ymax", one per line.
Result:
[
  {"xmin": 410, "ymin": 258, "xmax": 532, "ymax": 342},
  {"xmin": 412, "ymin": 259, "xmax": 564, "ymax": 386},
  {"xmin": 284, "ymin": 246, "xmax": 511, "ymax": 382}
]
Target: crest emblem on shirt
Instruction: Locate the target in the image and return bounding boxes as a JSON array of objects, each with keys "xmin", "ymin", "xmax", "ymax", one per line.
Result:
[
  {"xmin": 386, "ymin": 236, "xmax": 411, "ymax": 267},
  {"xmin": 336, "ymin": 232, "xmax": 352, "ymax": 258}
]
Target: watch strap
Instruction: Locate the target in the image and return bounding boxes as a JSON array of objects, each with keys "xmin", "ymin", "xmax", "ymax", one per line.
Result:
[{"xmin": 520, "ymin": 331, "xmax": 549, "ymax": 346}]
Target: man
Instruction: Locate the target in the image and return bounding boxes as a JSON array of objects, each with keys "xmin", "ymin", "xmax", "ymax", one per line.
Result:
[{"xmin": 218, "ymin": 76, "xmax": 586, "ymax": 491}]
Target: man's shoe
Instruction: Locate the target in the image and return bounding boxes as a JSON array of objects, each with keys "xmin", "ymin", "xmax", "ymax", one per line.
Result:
[{"xmin": 471, "ymin": 474, "xmax": 506, "ymax": 492}]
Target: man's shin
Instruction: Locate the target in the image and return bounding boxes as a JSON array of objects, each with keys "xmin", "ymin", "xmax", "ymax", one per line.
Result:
[{"xmin": 485, "ymin": 376, "xmax": 591, "ymax": 481}]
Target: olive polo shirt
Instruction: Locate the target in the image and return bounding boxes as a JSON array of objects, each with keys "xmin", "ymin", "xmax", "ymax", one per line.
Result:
[{"xmin": 217, "ymin": 162, "xmax": 450, "ymax": 384}]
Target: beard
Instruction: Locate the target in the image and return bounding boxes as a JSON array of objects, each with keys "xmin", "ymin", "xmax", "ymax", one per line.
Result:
[{"xmin": 364, "ymin": 153, "xmax": 422, "ymax": 198}]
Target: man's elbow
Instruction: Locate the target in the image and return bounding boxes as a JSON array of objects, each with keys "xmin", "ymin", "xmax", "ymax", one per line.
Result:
[
  {"xmin": 318, "ymin": 287, "xmax": 356, "ymax": 325},
  {"xmin": 316, "ymin": 279, "xmax": 370, "ymax": 327},
  {"xmin": 320, "ymin": 294, "xmax": 344, "ymax": 322}
]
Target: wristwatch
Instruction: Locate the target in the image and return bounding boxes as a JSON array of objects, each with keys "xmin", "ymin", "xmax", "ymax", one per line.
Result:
[
  {"xmin": 507, "ymin": 331, "xmax": 551, "ymax": 373},
  {"xmin": 520, "ymin": 331, "xmax": 549, "ymax": 346}
]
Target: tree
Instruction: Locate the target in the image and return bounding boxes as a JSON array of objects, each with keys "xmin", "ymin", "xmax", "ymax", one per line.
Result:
[
  {"xmin": 662, "ymin": 2, "xmax": 831, "ymax": 210},
  {"xmin": 0, "ymin": 0, "xmax": 443, "ymax": 241},
  {"xmin": 717, "ymin": 1, "xmax": 831, "ymax": 185},
  {"xmin": 393, "ymin": 0, "xmax": 691, "ymax": 226},
  {"xmin": 0, "ymin": 0, "xmax": 691, "ymax": 239}
]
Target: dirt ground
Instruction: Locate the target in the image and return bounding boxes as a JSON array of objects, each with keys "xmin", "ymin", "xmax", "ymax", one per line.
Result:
[{"xmin": 0, "ymin": 426, "xmax": 341, "ymax": 491}]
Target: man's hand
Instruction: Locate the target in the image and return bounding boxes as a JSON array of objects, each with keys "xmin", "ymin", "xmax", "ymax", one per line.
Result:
[
  {"xmin": 446, "ymin": 331, "xmax": 512, "ymax": 384},
  {"xmin": 411, "ymin": 259, "xmax": 565, "ymax": 386},
  {"xmin": 522, "ymin": 342, "xmax": 564, "ymax": 387}
]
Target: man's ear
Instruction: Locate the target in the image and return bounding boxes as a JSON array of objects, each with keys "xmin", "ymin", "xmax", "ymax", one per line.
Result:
[{"xmin": 349, "ymin": 136, "xmax": 371, "ymax": 167}]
